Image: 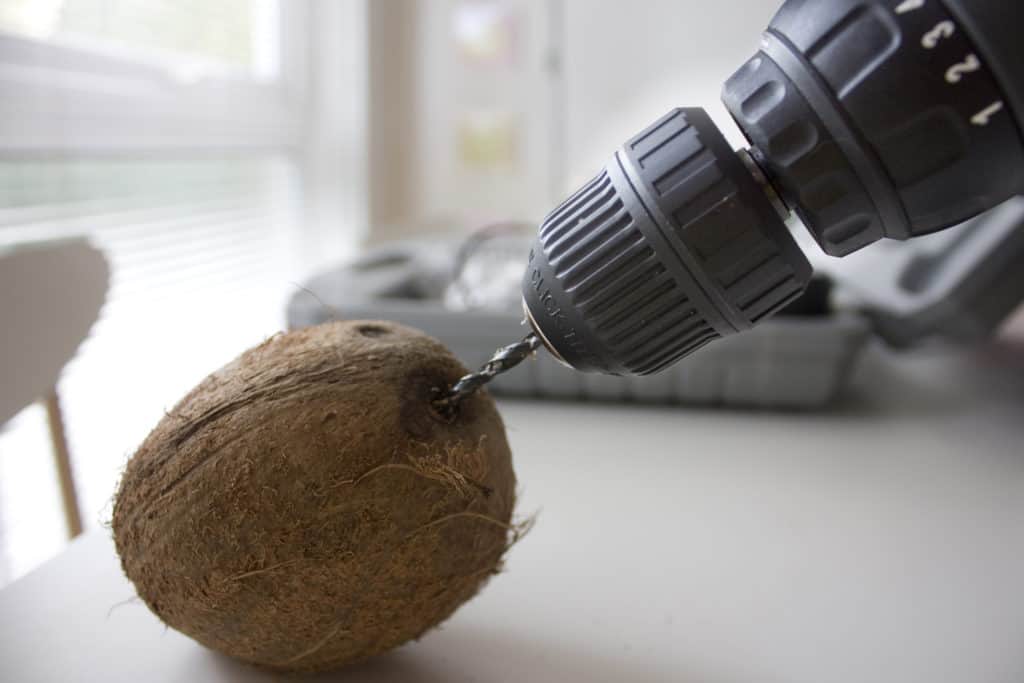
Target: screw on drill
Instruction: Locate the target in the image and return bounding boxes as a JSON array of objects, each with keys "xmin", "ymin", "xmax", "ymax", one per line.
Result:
[{"xmin": 433, "ymin": 333, "xmax": 542, "ymax": 416}]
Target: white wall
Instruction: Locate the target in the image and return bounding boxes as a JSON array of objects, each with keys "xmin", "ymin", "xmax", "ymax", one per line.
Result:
[
  {"xmin": 561, "ymin": 0, "xmax": 781, "ymax": 192},
  {"xmin": 413, "ymin": 0, "xmax": 557, "ymax": 225},
  {"xmin": 363, "ymin": 0, "xmax": 783, "ymax": 239}
]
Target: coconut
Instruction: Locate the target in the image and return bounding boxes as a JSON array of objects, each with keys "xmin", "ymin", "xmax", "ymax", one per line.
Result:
[{"xmin": 112, "ymin": 320, "xmax": 519, "ymax": 673}]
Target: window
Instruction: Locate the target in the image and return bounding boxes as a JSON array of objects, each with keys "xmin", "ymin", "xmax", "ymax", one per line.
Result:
[
  {"xmin": 0, "ymin": 0, "xmax": 305, "ymax": 152},
  {"xmin": 0, "ymin": 0, "xmax": 280, "ymax": 77},
  {"xmin": 0, "ymin": 0, "xmax": 364, "ymax": 584}
]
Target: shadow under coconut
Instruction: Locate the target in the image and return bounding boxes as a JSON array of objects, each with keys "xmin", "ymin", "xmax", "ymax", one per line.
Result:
[
  {"xmin": 192, "ymin": 620, "xmax": 704, "ymax": 683},
  {"xmin": 193, "ymin": 646, "xmax": 453, "ymax": 683}
]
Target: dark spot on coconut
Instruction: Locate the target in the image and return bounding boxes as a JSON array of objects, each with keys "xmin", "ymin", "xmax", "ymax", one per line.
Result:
[{"xmin": 355, "ymin": 323, "xmax": 390, "ymax": 338}]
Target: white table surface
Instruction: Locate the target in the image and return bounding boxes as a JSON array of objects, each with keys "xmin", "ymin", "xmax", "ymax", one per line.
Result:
[{"xmin": 2, "ymin": 343, "xmax": 1023, "ymax": 683}]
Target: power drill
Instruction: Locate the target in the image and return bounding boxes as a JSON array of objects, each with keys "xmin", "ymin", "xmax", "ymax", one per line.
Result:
[
  {"xmin": 438, "ymin": 0, "xmax": 1023, "ymax": 405},
  {"xmin": 519, "ymin": 0, "xmax": 1023, "ymax": 376}
]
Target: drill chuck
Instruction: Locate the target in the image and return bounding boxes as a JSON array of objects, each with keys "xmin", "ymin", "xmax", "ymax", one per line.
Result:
[{"xmin": 522, "ymin": 108, "xmax": 811, "ymax": 375}]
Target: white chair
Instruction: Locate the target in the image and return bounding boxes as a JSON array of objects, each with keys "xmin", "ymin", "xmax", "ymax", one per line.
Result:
[{"xmin": 0, "ymin": 238, "xmax": 109, "ymax": 538}]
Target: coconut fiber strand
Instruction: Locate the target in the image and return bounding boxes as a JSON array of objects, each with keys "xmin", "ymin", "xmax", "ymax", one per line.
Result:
[{"xmin": 112, "ymin": 321, "xmax": 519, "ymax": 673}]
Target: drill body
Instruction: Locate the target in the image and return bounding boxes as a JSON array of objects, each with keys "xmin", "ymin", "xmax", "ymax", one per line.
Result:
[{"xmin": 522, "ymin": 0, "xmax": 1024, "ymax": 375}]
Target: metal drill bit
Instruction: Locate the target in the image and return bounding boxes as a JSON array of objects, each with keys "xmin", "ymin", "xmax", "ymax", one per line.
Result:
[{"xmin": 434, "ymin": 333, "xmax": 542, "ymax": 412}]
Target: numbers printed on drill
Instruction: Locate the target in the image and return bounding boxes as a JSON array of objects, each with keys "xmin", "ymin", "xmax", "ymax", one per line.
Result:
[
  {"xmin": 971, "ymin": 101, "xmax": 1004, "ymax": 126},
  {"xmin": 893, "ymin": 2, "xmax": 1004, "ymax": 131},
  {"xmin": 895, "ymin": 0, "xmax": 925, "ymax": 14},
  {"xmin": 921, "ymin": 20, "xmax": 954, "ymax": 49},
  {"xmin": 945, "ymin": 54, "xmax": 981, "ymax": 83}
]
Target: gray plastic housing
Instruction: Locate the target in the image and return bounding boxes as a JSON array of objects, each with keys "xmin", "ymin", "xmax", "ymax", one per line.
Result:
[{"xmin": 723, "ymin": 0, "xmax": 1024, "ymax": 256}]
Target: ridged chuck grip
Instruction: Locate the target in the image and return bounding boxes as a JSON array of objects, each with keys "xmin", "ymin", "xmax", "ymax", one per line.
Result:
[{"xmin": 522, "ymin": 108, "xmax": 812, "ymax": 375}]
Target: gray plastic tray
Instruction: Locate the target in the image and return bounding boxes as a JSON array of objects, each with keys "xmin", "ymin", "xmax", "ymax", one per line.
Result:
[
  {"xmin": 288, "ymin": 195, "xmax": 1024, "ymax": 408},
  {"xmin": 286, "ymin": 241, "xmax": 871, "ymax": 409}
]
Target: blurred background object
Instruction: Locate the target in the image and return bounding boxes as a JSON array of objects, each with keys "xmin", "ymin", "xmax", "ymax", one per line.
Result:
[
  {"xmin": 1, "ymin": 0, "xmax": 1021, "ymax": 590},
  {"xmin": 0, "ymin": 239, "xmax": 107, "ymax": 428},
  {"xmin": 0, "ymin": 238, "xmax": 108, "ymax": 555}
]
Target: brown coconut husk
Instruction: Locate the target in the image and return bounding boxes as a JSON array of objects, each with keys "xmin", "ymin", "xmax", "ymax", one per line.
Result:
[{"xmin": 112, "ymin": 320, "xmax": 523, "ymax": 673}]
